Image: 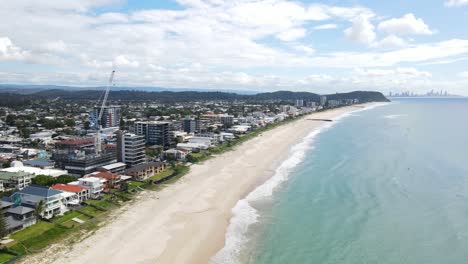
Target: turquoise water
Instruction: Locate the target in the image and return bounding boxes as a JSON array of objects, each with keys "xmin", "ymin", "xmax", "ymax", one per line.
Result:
[{"xmin": 235, "ymin": 98, "xmax": 468, "ymax": 264}]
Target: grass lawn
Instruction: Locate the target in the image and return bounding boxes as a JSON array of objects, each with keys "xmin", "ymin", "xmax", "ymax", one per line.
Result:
[
  {"xmin": 20, "ymin": 225, "xmax": 68, "ymax": 252},
  {"xmin": 86, "ymin": 199, "xmax": 115, "ymax": 210},
  {"xmin": 10, "ymin": 221, "xmax": 54, "ymax": 242},
  {"xmin": 127, "ymin": 180, "xmax": 146, "ymax": 191},
  {"xmin": 145, "ymin": 169, "xmax": 174, "ymax": 182},
  {"xmin": 0, "ymin": 252, "xmax": 16, "ymax": 263},
  {"xmin": 53, "ymin": 211, "xmax": 82, "ymax": 224},
  {"xmin": 8, "ymin": 221, "xmax": 68, "ymax": 254},
  {"xmin": 78, "ymin": 206, "xmax": 103, "ymax": 217}
]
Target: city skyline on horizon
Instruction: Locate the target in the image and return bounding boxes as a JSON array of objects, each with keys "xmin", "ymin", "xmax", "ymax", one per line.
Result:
[{"xmin": 1, "ymin": 0, "xmax": 468, "ymax": 95}]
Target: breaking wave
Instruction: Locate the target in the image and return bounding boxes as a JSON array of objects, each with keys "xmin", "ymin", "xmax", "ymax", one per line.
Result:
[{"xmin": 211, "ymin": 103, "xmax": 387, "ymax": 264}]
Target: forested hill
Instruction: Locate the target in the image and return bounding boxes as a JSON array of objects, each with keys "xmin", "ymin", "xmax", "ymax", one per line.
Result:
[{"xmin": 0, "ymin": 89, "xmax": 389, "ymax": 107}]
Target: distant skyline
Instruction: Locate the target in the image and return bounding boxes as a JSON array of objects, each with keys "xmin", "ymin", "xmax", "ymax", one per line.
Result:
[{"xmin": 1, "ymin": 0, "xmax": 468, "ymax": 95}]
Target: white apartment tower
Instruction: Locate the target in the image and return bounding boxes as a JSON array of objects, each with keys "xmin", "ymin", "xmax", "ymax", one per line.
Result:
[{"xmin": 117, "ymin": 132, "xmax": 146, "ymax": 167}]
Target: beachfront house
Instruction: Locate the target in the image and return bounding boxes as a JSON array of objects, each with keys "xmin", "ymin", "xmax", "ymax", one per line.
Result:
[
  {"xmin": 10, "ymin": 185, "xmax": 68, "ymax": 219},
  {"xmin": 163, "ymin": 148, "xmax": 189, "ymax": 161},
  {"xmin": 69, "ymin": 177, "xmax": 105, "ymax": 199},
  {"xmin": 51, "ymin": 183, "xmax": 90, "ymax": 203},
  {"xmin": 1, "ymin": 201, "xmax": 37, "ymax": 234},
  {"xmin": 124, "ymin": 162, "xmax": 166, "ymax": 181}
]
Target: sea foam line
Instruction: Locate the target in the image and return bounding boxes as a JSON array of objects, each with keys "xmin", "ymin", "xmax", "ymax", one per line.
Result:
[{"xmin": 211, "ymin": 103, "xmax": 387, "ymax": 264}]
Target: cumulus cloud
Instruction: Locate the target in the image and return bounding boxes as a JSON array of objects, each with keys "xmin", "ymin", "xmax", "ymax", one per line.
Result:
[
  {"xmin": 0, "ymin": 37, "xmax": 29, "ymax": 61},
  {"xmin": 355, "ymin": 67, "xmax": 432, "ymax": 78},
  {"xmin": 276, "ymin": 28, "xmax": 307, "ymax": 41},
  {"xmin": 378, "ymin": 13, "xmax": 433, "ymax": 35},
  {"xmin": 445, "ymin": 0, "xmax": 468, "ymax": 7},
  {"xmin": 292, "ymin": 45, "xmax": 316, "ymax": 55},
  {"xmin": 344, "ymin": 15, "xmax": 376, "ymax": 45},
  {"xmin": 373, "ymin": 35, "xmax": 407, "ymax": 49},
  {"xmin": 313, "ymin": 23, "xmax": 338, "ymax": 30},
  {"xmin": 0, "ymin": 0, "xmax": 466, "ymax": 94}
]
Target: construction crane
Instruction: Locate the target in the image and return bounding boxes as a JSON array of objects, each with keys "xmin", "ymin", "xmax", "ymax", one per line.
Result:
[{"xmin": 95, "ymin": 70, "xmax": 116, "ymax": 154}]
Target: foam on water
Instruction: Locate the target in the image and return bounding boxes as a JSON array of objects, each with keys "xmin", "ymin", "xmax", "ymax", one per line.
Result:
[{"xmin": 211, "ymin": 104, "xmax": 387, "ymax": 264}]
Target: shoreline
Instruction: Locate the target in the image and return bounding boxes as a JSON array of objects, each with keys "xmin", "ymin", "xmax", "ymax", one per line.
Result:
[{"xmin": 21, "ymin": 104, "xmax": 377, "ymax": 264}]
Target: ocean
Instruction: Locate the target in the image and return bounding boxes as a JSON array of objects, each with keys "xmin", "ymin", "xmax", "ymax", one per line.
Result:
[{"xmin": 213, "ymin": 98, "xmax": 468, "ymax": 264}]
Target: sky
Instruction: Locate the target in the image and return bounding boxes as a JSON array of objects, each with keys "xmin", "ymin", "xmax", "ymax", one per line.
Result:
[{"xmin": 0, "ymin": 0, "xmax": 468, "ymax": 95}]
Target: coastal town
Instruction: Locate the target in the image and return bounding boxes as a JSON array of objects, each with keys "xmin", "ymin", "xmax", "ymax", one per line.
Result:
[{"xmin": 0, "ymin": 82, "xmax": 373, "ymax": 262}]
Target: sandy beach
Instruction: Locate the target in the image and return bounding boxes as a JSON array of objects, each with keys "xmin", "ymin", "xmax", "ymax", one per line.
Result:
[{"xmin": 21, "ymin": 105, "xmax": 368, "ymax": 264}]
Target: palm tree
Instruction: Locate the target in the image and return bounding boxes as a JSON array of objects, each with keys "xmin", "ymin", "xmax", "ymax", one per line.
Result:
[
  {"xmin": 0, "ymin": 210, "xmax": 8, "ymax": 238},
  {"xmin": 34, "ymin": 200, "xmax": 45, "ymax": 219}
]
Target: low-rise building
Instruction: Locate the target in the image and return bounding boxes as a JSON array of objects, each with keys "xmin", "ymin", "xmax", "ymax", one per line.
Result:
[
  {"xmin": 91, "ymin": 171, "xmax": 122, "ymax": 189},
  {"xmin": 4, "ymin": 205, "xmax": 37, "ymax": 233},
  {"xmin": 0, "ymin": 171, "xmax": 33, "ymax": 190},
  {"xmin": 98, "ymin": 162, "xmax": 127, "ymax": 174},
  {"xmin": 10, "ymin": 185, "xmax": 68, "ymax": 219},
  {"xmin": 51, "ymin": 183, "xmax": 89, "ymax": 203},
  {"xmin": 1, "ymin": 161, "xmax": 68, "ymax": 178},
  {"xmin": 69, "ymin": 177, "xmax": 105, "ymax": 199},
  {"xmin": 163, "ymin": 148, "xmax": 189, "ymax": 161},
  {"xmin": 124, "ymin": 162, "xmax": 166, "ymax": 181}
]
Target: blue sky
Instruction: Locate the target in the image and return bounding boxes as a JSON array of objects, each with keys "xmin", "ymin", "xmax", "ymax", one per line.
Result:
[{"xmin": 0, "ymin": 0, "xmax": 468, "ymax": 95}]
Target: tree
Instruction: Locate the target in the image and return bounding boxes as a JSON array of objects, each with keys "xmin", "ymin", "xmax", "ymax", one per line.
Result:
[
  {"xmin": 84, "ymin": 121, "xmax": 91, "ymax": 130},
  {"xmin": 64, "ymin": 118, "xmax": 76, "ymax": 127},
  {"xmin": 31, "ymin": 175, "xmax": 56, "ymax": 186},
  {"xmin": 119, "ymin": 118, "xmax": 126, "ymax": 130},
  {"xmin": 55, "ymin": 175, "xmax": 76, "ymax": 184},
  {"xmin": 20, "ymin": 128, "xmax": 31, "ymax": 138},
  {"xmin": 5, "ymin": 114, "xmax": 16, "ymax": 126},
  {"xmin": 34, "ymin": 200, "xmax": 45, "ymax": 219},
  {"xmin": 2, "ymin": 161, "xmax": 11, "ymax": 168},
  {"xmin": 0, "ymin": 210, "xmax": 8, "ymax": 238}
]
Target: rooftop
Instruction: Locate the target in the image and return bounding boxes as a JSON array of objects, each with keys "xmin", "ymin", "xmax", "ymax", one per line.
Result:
[
  {"xmin": 100, "ymin": 162, "xmax": 127, "ymax": 171},
  {"xmin": 94, "ymin": 171, "xmax": 120, "ymax": 181},
  {"xmin": 15, "ymin": 185, "xmax": 63, "ymax": 198},
  {"xmin": 51, "ymin": 183, "xmax": 86, "ymax": 193},
  {"xmin": 7, "ymin": 205, "xmax": 34, "ymax": 215},
  {"xmin": 125, "ymin": 162, "xmax": 164, "ymax": 173},
  {"xmin": 0, "ymin": 171, "xmax": 32, "ymax": 180}
]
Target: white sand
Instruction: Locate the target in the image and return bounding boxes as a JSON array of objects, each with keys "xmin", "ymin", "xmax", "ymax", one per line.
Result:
[{"xmin": 21, "ymin": 105, "xmax": 368, "ymax": 264}]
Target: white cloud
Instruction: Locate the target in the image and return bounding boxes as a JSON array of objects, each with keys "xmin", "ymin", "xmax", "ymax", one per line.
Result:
[
  {"xmin": 40, "ymin": 40, "xmax": 68, "ymax": 53},
  {"xmin": 445, "ymin": 0, "xmax": 468, "ymax": 7},
  {"xmin": 373, "ymin": 35, "xmax": 407, "ymax": 49},
  {"xmin": 0, "ymin": 37, "xmax": 29, "ymax": 61},
  {"xmin": 113, "ymin": 55, "xmax": 140, "ymax": 68},
  {"xmin": 355, "ymin": 67, "xmax": 432, "ymax": 78},
  {"xmin": 309, "ymin": 39, "xmax": 468, "ymax": 68},
  {"xmin": 0, "ymin": 1, "xmax": 467, "ymax": 95},
  {"xmin": 292, "ymin": 45, "xmax": 316, "ymax": 55},
  {"xmin": 313, "ymin": 23, "xmax": 338, "ymax": 30},
  {"xmin": 459, "ymin": 71, "xmax": 468, "ymax": 78},
  {"xmin": 378, "ymin": 13, "xmax": 433, "ymax": 35},
  {"xmin": 277, "ymin": 28, "xmax": 307, "ymax": 41},
  {"xmin": 344, "ymin": 14, "xmax": 376, "ymax": 45}
]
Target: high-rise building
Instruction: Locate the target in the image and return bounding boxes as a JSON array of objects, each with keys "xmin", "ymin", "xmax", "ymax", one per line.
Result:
[
  {"xmin": 296, "ymin": 99, "xmax": 304, "ymax": 107},
  {"xmin": 320, "ymin": 96, "xmax": 327, "ymax": 106},
  {"xmin": 220, "ymin": 115, "xmax": 234, "ymax": 128},
  {"xmin": 91, "ymin": 106, "xmax": 121, "ymax": 129},
  {"xmin": 183, "ymin": 118, "xmax": 201, "ymax": 134},
  {"xmin": 52, "ymin": 137, "xmax": 117, "ymax": 176},
  {"xmin": 134, "ymin": 121, "xmax": 170, "ymax": 147},
  {"xmin": 117, "ymin": 132, "xmax": 145, "ymax": 167}
]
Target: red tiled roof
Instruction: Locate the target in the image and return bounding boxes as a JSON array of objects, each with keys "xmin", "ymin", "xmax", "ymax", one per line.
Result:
[
  {"xmin": 95, "ymin": 172, "xmax": 120, "ymax": 181},
  {"xmin": 51, "ymin": 183, "xmax": 86, "ymax": 193}
]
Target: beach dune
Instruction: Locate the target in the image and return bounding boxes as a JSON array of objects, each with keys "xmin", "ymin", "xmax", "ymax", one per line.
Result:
[{"xmin": 22, "ymin": 105, "xmax": 364, "ymax": 264}]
